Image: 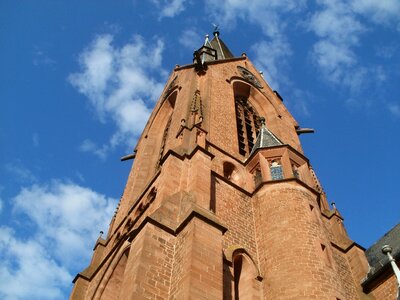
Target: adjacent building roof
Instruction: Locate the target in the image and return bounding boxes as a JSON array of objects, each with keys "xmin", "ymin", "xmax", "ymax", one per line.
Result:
[{"xmin": 365, "ymin": 223, "xmax": 400, "ymax": 277}]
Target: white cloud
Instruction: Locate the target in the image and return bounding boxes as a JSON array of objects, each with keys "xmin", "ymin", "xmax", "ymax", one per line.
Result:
[
  {"xmin": 308, "ymin": 0, "xmax": 397, "ymax": 92},
  {"xmin": 289, "ymin": 88, "xmax": 312, "ymax": 117},
  {"xmin": 0, "ymin": 227, "xmax": 71, "ymax": 300},
  {"xmin": 4, "ymin": 162, "xmax": 36, "ymax": 183},
  {"xmin": 32, "ymin": 48, "xmax": 56, "ymax": 67},
  {"xmin": 69, "ymin": 34, "xmax": 114, "ymax": 122},
  {"xmin": 312, "ymin": 40, "xmax": 355, "ymax": 78},
  {"xmin": 79, "ymin": 139, "xmax": 108, "ymax": 160},
  {"xmin": 205, "ymin": 0, "xmax": 305, "ymax": 38},
  {"xmin": 350, "ymin": 0, "xmax": 400, "ymax": 27},
  {"xmin": 75, "ymin": 171, "xmax": 85, "ymax": 183},
  {"xmin": 0, "ymin": 181, "xmax": 117, "ymax": 299},
  {"xmin": 308, "ymin": 0, "xmax": 365, "ymax": 88},
  {"xmin": 203, "ymin": 0, "xmax": 396, "ymax": 102},
  {"xmin": 32, "ymin": 132, "xmax": 39, "ymax": 147},
  {"xmin": 375, "ymin": 44, "xmax": 397, "ymax": 59},
  {"xmin": 69, "ymin": 34, "xmax": 166, "ymax": 157},
  {"xmin": 371, "ymin": 65, "xmax": 387, "ymax": 83},
  {"xmin": 150, "ymin": 0, "xmax": 188, "ymax": 18},
  {"xmin": 309, "ymin": 1, "xmax": 364, "ymax": 43},
  {"xmin": 388, "ymin": 103, "xmax": 400, "ymax": 117},
  {"xmin": 251, "ymin": 39, "xmax": 292, "ymax": 90},
  {"xmin": 179, "ymin": 29, "xmax": 202, "ymax": 50},
  {"xmin": 204, "ymin": 0, "xmax": 305, "ymax": 88}
]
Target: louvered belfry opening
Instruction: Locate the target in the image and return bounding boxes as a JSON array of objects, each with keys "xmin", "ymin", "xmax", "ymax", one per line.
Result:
[{"xmin": 235, "ymin": 96, "xmax": 261, "ymax": 156}]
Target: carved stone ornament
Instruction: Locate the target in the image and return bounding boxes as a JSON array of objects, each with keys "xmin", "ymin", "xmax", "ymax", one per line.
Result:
[{"xmin": 237, "ymin": 66, "xmax": 263, "ymax": 89}]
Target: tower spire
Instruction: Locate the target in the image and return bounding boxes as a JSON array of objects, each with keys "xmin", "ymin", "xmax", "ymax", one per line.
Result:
[
  {"xmin": 71, "ymin": 32, "xmax": 376, "ymax": 300},
  {"xmin": 193, "ymin": 28, "xmax": 234, "ymax": 67}
]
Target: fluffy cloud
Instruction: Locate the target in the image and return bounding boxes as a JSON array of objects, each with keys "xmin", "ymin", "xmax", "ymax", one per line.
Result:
[
  {"xmin": 79, "ymin": 139, "xmax": 109, "ymax": 160},
  {"xmin": 308, "ymin": 0, "xmax": 365, "ymax": 88},
  {"xmin": 4, "ymin": 161, "xmax": 37, "ymax": 184},
  {"xmin": 205, "ymin": 0, "xmax": 305, "ymax": 37},
  {"xmin": 0, "ymin": 227, "xmax": 71, "ymax": 300},
  {"xmin": 388, "ymin": 103, "xmax": 400, "ymax": 117},
  {"xmin": 251, "ymin": 39, "xmax": 291, "ymax": 90},
  {"xmin": 308, "ymin": 0, "xmax": 398, "ymax": 91},
  {"xmin": 69, "ymin": 34, "xmax": 165, "ymax": 157},
  {"xmin": 150, "ymin": 0, "xmax": 188, "ymax": 18},
  {"xmin": 205, "ymin": 0, "xmax": 305, "ymax": 88},
  {"xmin": 350, "ymin": 0, "xmax": 400, "ymax": 27},
  {"xmin": 0, "ymin": 181, "xmax": 117, "ymax": 299},
  {"xmin": 203, "ymin": 0, "xmax": 397, "ymax": 97},
  {"xmin": 179, "ymin": 29, "xmax": 202, "ymax": 50}
]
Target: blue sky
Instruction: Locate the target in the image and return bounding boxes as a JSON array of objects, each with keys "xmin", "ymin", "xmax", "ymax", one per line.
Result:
[{"xmin": 1, "ymin": 1, "xmax": 399, "ymax": 299}]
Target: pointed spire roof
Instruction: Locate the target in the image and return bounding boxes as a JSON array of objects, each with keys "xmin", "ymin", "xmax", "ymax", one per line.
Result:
[
  {"xmin": 193, "ymin": 29, "xmax": 234, "ymax": 65},
  {"xmin": 208, "ymin": 30, "xmax": 234, "ymax": 60},
  {"xmin": 249, "ymin": 118, "xmax": 283, "ymax": 156}
]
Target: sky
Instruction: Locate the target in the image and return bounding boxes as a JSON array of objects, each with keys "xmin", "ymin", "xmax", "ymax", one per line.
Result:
[{"xmin": 1, "ymin": 0, "xmax": 399, "ymax": 299}]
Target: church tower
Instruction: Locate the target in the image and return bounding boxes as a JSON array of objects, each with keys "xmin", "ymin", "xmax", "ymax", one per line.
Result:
[{"xmin": 70, "ymin": 31, "xmax": 374, "ymax": 299}]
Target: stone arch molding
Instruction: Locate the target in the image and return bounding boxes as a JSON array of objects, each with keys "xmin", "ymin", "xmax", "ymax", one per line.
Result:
[
  {"xmin": 224, "ymin": 245, "xmax": 263, "ymax": 300},
  {"xmin": 229, "ymin": 77, "xmax": 281, "ymax": 121},
  {"xmin": 222, "ymin": 161, "xmax": 246, "ymax": 187},
  {"xmin": 225, "ymin": 245, "xmax": 262, "ymax": 280},
  {"xmin": 92, "ymin": 241, "xmax": 131, "ymax": 300}
]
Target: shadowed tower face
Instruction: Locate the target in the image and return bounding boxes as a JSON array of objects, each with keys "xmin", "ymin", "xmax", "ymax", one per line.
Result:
[{"xmin": 70, "ymin": 31, "xmax": 373, "ymax": 299}]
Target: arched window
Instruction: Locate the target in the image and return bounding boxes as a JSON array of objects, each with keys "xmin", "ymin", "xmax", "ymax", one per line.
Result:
[
  {"xmin": 157, "ymin": 115, "xmax": 172, "ymax": 169},
  {"xmin": 291, "ymin": 162, "xmax": 300, "ymax": 179},
  {"xmin": 156, "ymin": 93, "xmax": 176, "ymax": 169},
  {"xmin": 224, "ymin": 247, "xmax": 263, "ymax": 300},
  {"xmin": 235, "ymin": 97, "xmax": 261, "ymax": 156},
  {"xmin": 233, "ymin": 253, "xmax": 262, "ymax": 300},
  {"xmin": 253, "ymin": 167, "xmax": 262, "ymax": 187},
  {"xmin": 224, "ymin": 161, "xmax": 241, "ymax": 182}
]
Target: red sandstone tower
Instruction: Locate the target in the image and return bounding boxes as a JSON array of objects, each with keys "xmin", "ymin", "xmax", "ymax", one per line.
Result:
[{"xmin": 70, "ymin": 32, "xmax": 398, "ymax": 299}]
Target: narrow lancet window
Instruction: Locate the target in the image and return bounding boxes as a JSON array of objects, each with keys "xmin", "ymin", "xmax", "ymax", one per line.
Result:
[
  {"xmin": 292, "ymin": 163, "xmax": 300, "ymax": 179},
  {"xmin": 253, "ymin": 167, "xmax": 262, "ymax": 187},
  {"xmin": 157, "ymin": 115, "xmax": 172, "ymax": 169},
  {"xmin": 235, "ymin": 97, "xmax": 261, "ymax": 156}
]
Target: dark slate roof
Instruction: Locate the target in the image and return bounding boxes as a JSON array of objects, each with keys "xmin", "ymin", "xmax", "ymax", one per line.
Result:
[
  {"xmin": 249, "ymin": 119, "xmax": 283, "ymax": 156},
  {"xmin": 199, "ymin": 32, "xmax": 234, "ymax": 63},
  {"xmin": 209, "ymin": 35, "xmax": 234, "ymax": 60},
  {"xmin": 365, "ymin": 223, "xmax": 400, "ymax": 277}
]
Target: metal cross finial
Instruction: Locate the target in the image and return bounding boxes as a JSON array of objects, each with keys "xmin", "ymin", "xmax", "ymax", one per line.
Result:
[{"xmin": 212, "ymin": 23, "xmax": 220, "ymax": 36}]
